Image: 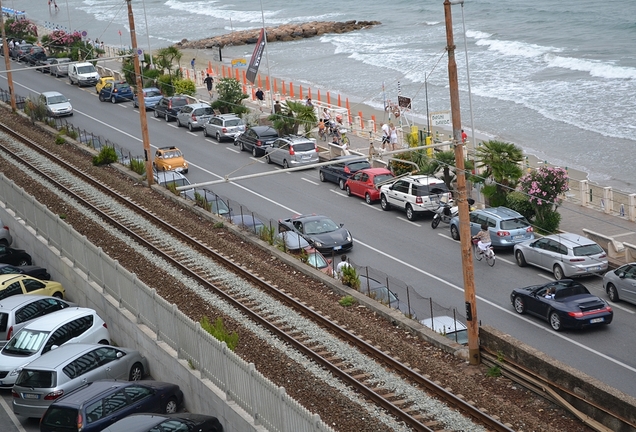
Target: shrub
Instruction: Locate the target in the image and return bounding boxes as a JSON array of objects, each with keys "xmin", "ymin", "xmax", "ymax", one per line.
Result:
[
  {"xmin": 194, "ymin": 191, "xmax": 212, "ymax": 211},
  {"xmin": 341, "ymin": 265, "xmax": 360, "ymax": 290},
  {"xmin": 92, "ymin": 146, "xmax": 118, "ymax": 166},
  {"xmin": 66, "ymin": 129, "xmax": 78, "ymax": 140},
  {"xmin": 519, "ymin": 166, "xmax": 569, "ymax": 233},
  {"xmin": 128, "ymin": 158, "xmax": 145, "ymax": 175},
  {"xmin": 55, "ymin": 135, "xmax": 66, "ymax": 145},
  {"xmin": 173, "ymin": 79, "xmax": 196, "ymax": 96},
  {"xmin": 166, "ymin": 182, "xmax": 179, "ymax": 196},
  {"xmin": 200, "ymin": 316, "xmax": 238, "ymax": 351},
  {"xmin": 506, "ymin": 191, "xmax": 535, "ymax": 221},
  {"xmin": 339, "ymin": 295, "xmax": 357, "ymax": 307},
  {"xmin": 24, "ymin": 98, "xmax": 48, "ymax": 122},
  {"xmin": 259, "ymin": 225, "xmax": 276, "ymax": 245},
  {"xmin": 534, "ymin": 209, "xmax": 562, "ymax": 235}
]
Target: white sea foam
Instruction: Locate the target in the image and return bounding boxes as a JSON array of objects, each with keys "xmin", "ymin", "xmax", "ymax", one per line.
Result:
[
  {"xmin": 475, "ymin": 37, "xmax": 555, "ymax": 58},
  {"xmin": 545, "ymin": 55, "xmax": 636, "ymax": 79}
]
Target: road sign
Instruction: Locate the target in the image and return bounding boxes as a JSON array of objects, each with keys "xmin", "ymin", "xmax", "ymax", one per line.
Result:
[{"xmin": 430, "ymin": 111, "xmax": 451, "ymax": 127}]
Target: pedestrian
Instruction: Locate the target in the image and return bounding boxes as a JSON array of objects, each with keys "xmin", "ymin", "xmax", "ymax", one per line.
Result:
[
  {"xmin": 322, "ymin": 107, "xmax": 331, "ymax": 123},
  {"xmin": 381, "ymin": 123, "xmax": 390, "ymax": 150},
  {"xmin": 369, "ymin": 141, "xmax": 379, "ymax": 158},
  {"xmin": 204, "ymin": 74, "xmax": 214, "ymax": 99},
  {"xmin": 274, "ymin": 100, "xmax": 282, "ymax": 114},
  {"xmin": 389, "ymin": 122, "xmax": 398, "ymax": 150},
  {"xmin": 190, "ymin": 58, "xmax": 195, "ymax": 71},
  {"xmin": 305, "ymin": 97, "xmax": 313, "ymax": 107},
  {"xmin": 461, "ymin": 129, "xmax": 467, "ymax": 143},
  {"xmin": 53, "ymin": 0, "xmax": 58, "ymax": 11},
  {"xmin": 255, "ymin": 88, "xmax": 264, "ymax": 104},
  {"xmin": 336, "ymin": 255, "xmax": 351, "ymax": 279}
]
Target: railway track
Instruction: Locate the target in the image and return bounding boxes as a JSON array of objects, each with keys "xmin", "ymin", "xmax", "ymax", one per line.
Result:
[{"xmin": 0, "ymin": 121, "xmax": 586, "ymax": 432}]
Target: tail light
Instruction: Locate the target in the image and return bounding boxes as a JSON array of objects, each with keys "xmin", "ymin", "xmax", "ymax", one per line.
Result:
[
  {"xmin": 415, "ymin": 197, "xmax": 423, "ymax": 204},
  {"xmin": 167, "ymin": 101, "xmax": 173, "ymax": 109},
  {"xmin": 496, "ymin": 231, "xmax": 510, "ymax": 237},
  {"xmin": 44, "ymin": 390, "xmax": 64, "ymax": 400},
  {"xmin": 77, "ymin": 413, "xmax": 84, "ymax": 431},
  {"xmin": 289, "ymin": 146, "xmax": 295, "ymax": 155},
  {"xmin": 12, "ymin": 390, "xmax": 19, "ymax": 398},
  {"xmin": 191, "ymin": 114, "xmax": 197, "ymax": 121},
  {"xmin": 103, "ymin": 323, "xmax": 108, "ymax": 329},
  {"xmin": 255, "ymin": 140, "xmax": 262, "ymax": 147},
  {"xmin": 569, "ymin": 258, "xmax": 585, "ymax": 262},
  {"xmin": 3, "ymin": 225, "xmax": 8, "ymax": 231},
  {"xmin": 6, "ymin": 325, "xmax": 13, "ymax": 340},
  {"xmin": 344, "ymin": 166, "xmax": 351, "ymax": 173},
  {"xmin": 222, "ymin": 127, "xmax": 228, "ymax": 133},
  {"xmin": 526, "ymin": 227, "xmax": 534, "ymax": 232},
  {"xmin": 599, "ymin": 253, "xmax": 606, "ymax": 258}
]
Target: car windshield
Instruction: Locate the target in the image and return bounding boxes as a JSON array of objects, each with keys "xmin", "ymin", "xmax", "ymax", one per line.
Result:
[
  {"xmin": 42, "ymin": 407, "xmax": 77, "ymax": 427},
  {"xmin": 369, "ymin": 287, "xmax": 398, "ymax": 304},
  {"xmin": 3, "ymin": 329, "xmax": 49, "ymax": 355},
  {"xmin": 226, "ymin": 119, "xmax": 243, "ymax": 126},
  {"xmin": 306, "ymin": 251, "xmax": 328, "ymax": 269},
  {"xmin": 500, "ymin": 217, "xmax": 530, "ymax": 230},
  {"xmin": 303, "ymin": 218, "xmax": 339, "ymax": 235},
  {"xmin": 348, "ymin": 161, "xmax": 371, "ymax": 171},
  {"xmin": 260, "ymin": 132, "xmax": 279, "ymax": 139},
  {"xmin": 195, "ymin": 107, "xmax": 214, "ymax": 115},
  {"xmin": 292, "ymin": 142, "xmax": 315, "ymax": 152},
  {"xmin": 77, "ymin": 65, "xmax": 96, "ymax": 74},
  {"xmin": 173, "ymin": 99, "xmax": 188, "ymax": 106},
  {"xmin": 16, "ymin": 369, "xmax": 56, "ymax": 387},
  {"xmin": 164, "ymin": 179, "xmax": 190, "ymax": 188},
  {"xmin": 48, "ymin": 95, "xmax": 68, "ymax": 104},
  {"xmin": 145, "ymin": 90, "xmax": 161, "ymax": 97},
  {"xmin": 573, "ymin": 244, "xmax": 604, "ymax": 256},
  {"xmin": 116, "ymin": 83, "xmax": 131, "ymax": 90},
  {"xmin": 163, "ymin": 151, "xmax": 182, "ymax": 159},
  {"xmin": 373, "ymin": 174, "xmax": 395, "ymax": 185}
]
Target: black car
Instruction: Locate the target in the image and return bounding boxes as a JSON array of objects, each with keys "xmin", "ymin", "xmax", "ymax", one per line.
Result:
[
  {"xmin": 510, "ymin": 279, "xmax": 613, "ymax": 331},
  {"xmin": 319, "ymin": 155, "xmax": 371, "ymax": 190},
  {"xmin": 278, "ymin": 214, "xmax": 353, "ymax": 254},
  {"xmin": 235, "ymin": 125, "xmax": 279, "ymax": 157},
  {"xmin": 0, "ymin": 245, "xmax": 31, "ymax": 266},
  {"xmin": 153, "ymin": 95, "xmax": 189, "ymax": 122},
  {"xmin": 0, "ymin": 263, "xmax": 50, "ymax": 279},
  {"xmin": 40, "ymin": 380, "xmax": 184, "ymax": 432},
  {"xmin": 24, "ymin": 48, "xmax": 47, "ymax": 65},
  {"xmin": 101, "ymin": 413, "xmax": 223, "ymax": 432}
]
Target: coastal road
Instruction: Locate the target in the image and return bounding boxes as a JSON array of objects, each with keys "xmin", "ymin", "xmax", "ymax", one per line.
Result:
[{"xmin": 5, "ymin": 64, "xmax": 636, "ymax": 399}]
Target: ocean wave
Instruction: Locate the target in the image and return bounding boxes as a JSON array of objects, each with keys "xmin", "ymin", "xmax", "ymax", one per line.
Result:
[
  {"xmin": 474, "ymin": 37, "xmax": 556, "ymax": 58},
  {"xmin": 545, "ymin": 55, "xmax": 636, "ymax": 80}
]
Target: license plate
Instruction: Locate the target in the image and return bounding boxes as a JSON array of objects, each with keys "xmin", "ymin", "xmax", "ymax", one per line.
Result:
[
  {"xmin": 590, "ymin": 317, "xmax": 604, "ymax": 324},
  {"xmin": 591, "ymin": 266, "xmax": 601, "ymax": 271},
  {"xmin": 302, "ymin": 155, "xmax": 311, "ymax": 159},
  {"xmin": 334, "ymin": 246, "xmax": 342, "ymax": 250},
  {"xmin": 23, "ymin": 393, "xmax": 40, "ymax": 399},
  {"xmin": 513, "ymin": 235, "xmax": 525, "ymax": 240}
]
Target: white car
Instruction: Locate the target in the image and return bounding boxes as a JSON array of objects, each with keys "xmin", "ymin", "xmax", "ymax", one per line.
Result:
[
  {"xmin": 0, "ymin": 307, "xmax": 110, "ymax": 387},
  {"xmin": 39, "ymin": 91, "xmax": 73, "ymax": 117},
  {"xmin": 380, "ymin": 175, "xmax": 451, "ymax": 220},
  {"xmin": 514, "ymin": 232, "xmax": 608, "ymax": 280}
]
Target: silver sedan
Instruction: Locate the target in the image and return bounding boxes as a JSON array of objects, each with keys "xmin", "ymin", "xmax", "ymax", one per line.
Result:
[{"xmin": 603, "ymin": 263, "xmax": 636, "ymax": 305}]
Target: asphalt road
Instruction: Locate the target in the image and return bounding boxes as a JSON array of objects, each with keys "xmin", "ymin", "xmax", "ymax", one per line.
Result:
[{"xmin": 3, "ymin": 62, "xmax": 636, "ymax": 403}]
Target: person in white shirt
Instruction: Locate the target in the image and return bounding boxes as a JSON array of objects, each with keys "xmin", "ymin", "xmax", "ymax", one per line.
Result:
[
  {"xmin": 381, "ymin": 123, "xmax": 390, "ymax": 149},
  {"xmin": 336, "ymin": 255, "xmax": 351, "ymax": 279}
]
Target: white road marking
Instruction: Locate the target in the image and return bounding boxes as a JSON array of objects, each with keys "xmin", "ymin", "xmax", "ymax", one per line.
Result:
[
  {"xmin": 302, "ymin": 178, "xmax": 319, "ymax": 185},
  {"xmin": 361, "ymin": 201, "xmax": 383, "ymax": 211},
  {"xmin": 249, "ymin": 157, "xmax": 265, "ymax": 163},
  {"xmin": 537, "ymin": 273, "xmax": 555, "ymax": 281},
  {"xmin": 396, "ymin": 216, "xmax": 421, "ymax": 227},
  {"xmin": 498, "ymin": 256, "xmax": 515, "ymax": 265},
  {"xmin": 187, "ymin": 132, "xmax": 198, "ymax": 136},
  {"xmin": 330, "ymin": 190, "xmax": 347, "ymax": 198},
  {"xmin": 226, "ymin": 147, "xmax": 240, "ymax": 154},
  {"xmin": 205, "ymin": 139, "xmax": 218, "ymax": 145},
  {"xmin": 0, "ymin": 396, "xmax": 27, "ymax": 432}
]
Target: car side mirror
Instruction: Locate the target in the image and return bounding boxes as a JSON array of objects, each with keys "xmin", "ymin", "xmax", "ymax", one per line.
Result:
[
  {"xmin": 116, "ymin": 352, "xmax": 123, "ymax": 358},
  {"xmin": 340, "ymin": 223, "xmax": 344, "ymax": 227},
  {"xmin": 618, "ymin": 272, "xmax": 626, "ymax": 279},
  {"xmin": 327, "ymin": 259, "xmax": 332, "ymax": 264}
]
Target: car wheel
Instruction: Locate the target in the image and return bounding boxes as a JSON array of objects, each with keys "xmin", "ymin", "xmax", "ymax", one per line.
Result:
[
  {"xmin": 431, "ymin": 216, "xmax": 440, "ymax": 229},
  {"xmin": 165, "ymin": 113, "xmax": 170, "ymax": 122},
  {"xmin": 154, "ymin": 109, "xmax": 159, "ymax": 118},
  {"xmin": 163, "ymin": 397, "xmax": 178, "ymax": 414},
  {"xmin": 69, "ymin": 76, "xmax": 72, "ymax": 85},
  {"xmin": 98, "ymin": 339, "xmax": 110, "ymax": 345},
  {"xmin": 549, "ymin": 311, "xmax": 562, "ymax": 331},
  {"xmin": 515, "ymin": 250, "xmax": 527, "ymax": 267},
  {"xmin": 338, "ymin": 178, "xmax": 345, "ymax": 190},
  {"xmin": 513, "ymin": 296, "xmax": 525, "ymax": 314},
  {"xmin": 18, "ymin": 259, "xmax": 30, "ymax": 266},
  {"xmin": 129, "ymin": 362, "xmax": 144, "ymax": 381},
  {"xmin": 217, "ymin": 132, "xmax": 222, "ymax": 142},
  {"xmin": 553, "ymin": 265, "xmax": 564, "ymax": 280},
  {"xmin": 345, "ymin": 185, "xmax": 352, "ymax": 196},
  {"xmin": 203, "ymin": 128, "xmax": 208, "ymax": 137},
  {"xmin": 450, "ymin": 224, "xmax": 460, "ymax": 241},
  {"xmin": 607, "ymin": 283, "xmax": 620, "ymax": 302},
  {"xmin": 52, "ymin": 291, "xmax": 64, "ymax": 299},
  {"xmin": 380, "ymin": 195, "xmax": 390, "ymax": 211},
  {"xmin": 176, "ymin": 118, "xmax": 181, "ymax": 127},
  {"xmin": 98, "ymin": 94, "xmax": 104, "ymax": 102},
  {"xmin": 283, "ymin": 160, "xmax": 289, "ymax": 169},
  {"xmin": 0, "ymin": 239, "xmax": 8, "ymax": 246},
  {"xmin": 111, "ymin": 96, "xmax": 117, "ymax": 104},
  {"xmin": 265, "ymin": 155, "xmax": 272, "ymax": 164},
  {"xmin": 252, "ymin": 147, "xmax": 257, "ymax": 157},
  {"xmin": 188, "ymin": 123, "xmax": 194, "ymax": 132},
  {"xmin": 319, "ymin": 171, "xmax": 326, "ymax": 182},
  {"xmin": 240, "ymin": 141, "xmax": 245, "ymax": 151},
  {"xmin": 405, "ymin": 204, "xmax": 415, "ymax": 221},
  {"xmin": 365, "ymin": 193, "xmax": 372, "ymax": 204}
]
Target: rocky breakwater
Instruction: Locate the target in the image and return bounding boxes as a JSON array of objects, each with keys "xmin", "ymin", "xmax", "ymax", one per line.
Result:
[{"xmin": 176, "ymin": 20, "xmax": 381, "ymax": 49}]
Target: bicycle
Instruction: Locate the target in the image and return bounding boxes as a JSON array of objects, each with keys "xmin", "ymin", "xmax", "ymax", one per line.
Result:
[
  {"xmin": 339, "ymin": 128, "xmax": 350, "ymax": 146},
  {"xmin": 472, "ymin": 238, "xmax": 495, "ymax": 267}
]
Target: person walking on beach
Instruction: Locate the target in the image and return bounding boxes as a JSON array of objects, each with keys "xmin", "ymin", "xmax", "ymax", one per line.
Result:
[
  {"xmin": 190, "ymin": 58, "xmax": 195, "ymax": 73},
  {"xmin": 204, "ymin": 74, "xmax": 214, "ymax": 99},
  {"xmin": 54, "ymin": 0, "xmax": 59, "ymax": 11},
  {"xmin": 389, "ymin": 122, "xmax": 398, "ymax": 151}
]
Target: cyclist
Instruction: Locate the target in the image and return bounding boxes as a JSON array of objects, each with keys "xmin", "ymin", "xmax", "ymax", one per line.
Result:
[
  {"xmin": 318, "ymin": 119, "xmax": 326, "ymax": 140},
  {"xmin": 472, "ymin": 224, "xmax": 491, "ymax": 255}
]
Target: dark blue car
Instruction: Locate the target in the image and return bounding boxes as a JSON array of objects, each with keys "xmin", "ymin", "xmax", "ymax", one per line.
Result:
[
  {"xmin": 40, "ymin": 380, "xmax": 184, "ymax": 432},
  {"xmin": 98, "ymin": 81, "xmax": 134, "ymax": 104}
]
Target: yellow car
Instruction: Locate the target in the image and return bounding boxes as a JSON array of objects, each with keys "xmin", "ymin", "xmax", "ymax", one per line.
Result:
[
  {"xmin": 153, "ymin": 146, "xmax": 189, "ymax": 173},
  {"xmin": 95, "ymin": 76, "xmax": 114, "ymax": 94},
  {"xmin": 0, "ymin": 274, "xmax": 65, "ymax": 300}
]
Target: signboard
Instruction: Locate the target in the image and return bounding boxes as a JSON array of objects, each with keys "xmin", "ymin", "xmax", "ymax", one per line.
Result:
[
  {"xmin": 397, "ymin": 95, "xmax": 412, "ymax": 109},
  {"xmin": 231, "ymin": 58, "xmax": 247, "ymax": 68},
  {"xmin": 430, "ymin": 111, "xmax": 451, "ymax": 127}
]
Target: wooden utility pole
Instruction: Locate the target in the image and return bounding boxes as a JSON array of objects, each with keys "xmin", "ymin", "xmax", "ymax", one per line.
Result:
[
  {"xmin": 0, "ymin": 0, "xmax": 17, "ymax": 111},
  {"xmin": 126, "ymin": 0, "xmax": 154, "ymax": 185},
  {"xmin": 444, "ymin": 0, "xmax": 480, "ymax": 365}
]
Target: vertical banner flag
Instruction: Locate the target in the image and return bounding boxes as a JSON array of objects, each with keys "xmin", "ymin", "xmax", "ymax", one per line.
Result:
[{"xmin": 246, "ymin": 28, "xmax": 266, "ymax": 84}]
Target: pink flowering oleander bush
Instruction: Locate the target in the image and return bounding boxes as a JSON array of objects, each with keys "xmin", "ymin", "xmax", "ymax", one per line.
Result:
[
  {"xmin": 43, "ymin": 30, "xmax": 82, "ymax": 47},
  {"xmin": 6, "ymin": 18, "xmax": 38, "ymax": 39},
  {"xmin": 519, "ymin": 166, "xmax": 569, "ymax": 234}
]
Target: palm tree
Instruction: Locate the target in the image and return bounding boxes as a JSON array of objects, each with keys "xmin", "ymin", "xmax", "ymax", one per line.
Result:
[
  {"xmin": 155, "ymin": 46, "xmax": 182, "ymax": 79},
  {"xmin": 475, "ymin": 140, "xmax": 523, "ymax": 206},
  {"xmin": 268, "ymin": 101, "xmax": 317, "ymax": 137}
]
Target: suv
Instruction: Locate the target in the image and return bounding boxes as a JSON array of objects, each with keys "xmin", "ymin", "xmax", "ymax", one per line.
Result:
[
  {"xmin": 380, "ymin": 175, "xmax": 451, "ymax": 220},
  {"xmin": 235, "ymin": 125, "xmax": 279, "ymax": 156},
  {"xmin": 203, "ymin": 114, "xmax": 246, "ymax": 142},
  {"xmin": 0, "ymin": 274, "xmax": 65, "ymax": 301},
  {"xmin": 450, "ymin": 206, "xmax": 534, "ymax": 247},
  {"xmin": 12, "ymin": 344, "xmax": 148, "ymax": 418},
  {"xmin": 153, "ymin": 146, "xmax": 188, "ymax": 173},
  {"xmin": 0, "ymin": 307, "xmax": 110, "ymax": 387},
  {"xmin": 176, "ymin": 103, "xmax": 214, "ymax": 131},
  {"xmin": 0, "ymin": 294, "xmax": 73, "ymax": 341},
  {"xmin": 98, "ymin": 81, "xmax": 133, "ymax": 103},
  {"xmin": 153, "ymin": 95, "xmax": 189, "ymax": 122},
  {"xmin": 0, "ymin": 218, "xmax": 12, "ymax": 245},
  {"xmin": 264, "ymin": 135, "xmax": 319, "ymax": 168}
]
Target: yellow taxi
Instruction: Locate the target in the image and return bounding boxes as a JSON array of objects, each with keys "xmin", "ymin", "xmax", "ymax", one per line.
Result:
[
  {"xmin": 95, "ymin": 76, "xmax": 114, "ymax": 94},
  {"xmin": 0, "ymin": 274, "xmax": 65, "ymax": 301},
  {"xmin": 153, "ymin": 146, "xmax": 189, "ymax": 173}
]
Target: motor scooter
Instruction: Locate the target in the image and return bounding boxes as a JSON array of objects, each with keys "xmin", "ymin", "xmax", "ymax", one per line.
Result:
[{"xmin": 431, "ymin": 198, "xmax": 474, "ymax": 229}]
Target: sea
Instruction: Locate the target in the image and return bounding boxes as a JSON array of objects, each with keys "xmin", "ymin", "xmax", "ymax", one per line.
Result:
[{"xmin": 14, "ymin": 0, "xmax": 636, "ymax": 192}]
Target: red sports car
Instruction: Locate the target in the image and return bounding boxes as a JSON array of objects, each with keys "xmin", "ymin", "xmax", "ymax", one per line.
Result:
[{"xmin": 345, "ymin": 168, "xmax": 394, "ymax": 204}]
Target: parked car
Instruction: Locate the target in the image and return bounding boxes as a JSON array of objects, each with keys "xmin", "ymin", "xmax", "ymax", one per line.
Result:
[
  {"xmin": 235, "ymin": 125, "xmax": 279, "ymax": 157},
  {"xmin": 11, "ymin": 43, "xmax": 33, "ymax": 61},
  {"xmin": 24, "ymin": 47, "xmax": 47, "ymax": 65},
  {"xmin": 40, "ymin": 380, "xmax": 184, "ymax": 432},
  {"xmin": 0, "ymin": 294, "xmax": 74, "ymax": 341},
  {"xmin": 359, "ymin": 275, "xmax": 415, "ymax": 318},
  {"xmin": 0, "ymin": 245, "xmax": 31, "ymax": 266},
  {"xmin": 420, "ymin": 316, "xmax": 468, "ymax": 345},
  {"xmin": 95, "ymin": 76, "xmax": 114, "ymax": 94},
  {"xmin": 49, "ymin": 58, "xmax": 71, "ymax": 77},
  {"xmin": 0, "ymin": 307, "xmax": 110, "ymax": 387},
  {"xmin": 153, "ymin": 146, "xmax": 188, "ymax": 173},
  {"xmin": 154, "ymin": 171, "xmax": 191, "ymax": 194},
  {"xmin": 153, "ymin": 95, "xmax": 189, "ymax": 122},
  {"xmin": 278, "ymin": 214, "xmax": 353, "ymax": 254},
  {"xmin": 39, "ymin": 91, "xmax": 73, "ymax": 117},
  {"xmin": 319, "ymin": 155, "xmax": 371, "ymax": 190},
  {"xmin": 99, "ymin": 80, "xmax": 134, "ymax": 103},
  {"xmin": 176, "ymin": 103, "xmax": 214, "ymax": 131},
  {"xmin": 204, "ymin": 114, "xmax": 246, "ymax": 142},
  {"xmin": 1, "ymin": 218, "xmax": 12, "ymax": 245},
  {"xmin": 510, "ymin": 279, "xmax": 613, "ymax": 331},
  {"xmin": 0, "ymin": 274, "xmax": 64, "ymax": 301},
  {"xmin": 182, "ymin": 189, "xmax": 232, "ymax": 218},
  {"xmin": 101, "ymin": 413, "xmax": 223, "ymax": 432},
  {"xmin": 379, "ymin": 175, "xmax": 451, "ymax": 220},
  {"xmin": 603, "ymin": 263, "xmax": 636, "ymax": 305},
  {"xmin": 514, "ymin": 233, "xmax": 608, "ymax": 280},
  {"xmin": 12, "ymin": 343, "xmax": 148, "ymax": 418},
  {"xmin": 35, "ymin": 57, "xmax": 56, "ymax": 73},
  {"xmin": 0, "ymin": 263, "xmax": 50, "ymax": 280},
  {"xmin": 133, "ymin": 87, "xmax": 162, "ymax": 109},
  {"xmin": 68, "ymin": 62, "xmax": 100, "ymax": 87},
  {"xmin": 265, "ymin": 135, "xmax": 319, "ymax": 169},
  {"xmin": 345, "ymin": 168, "xmax": 395, "ymax": 204},
  {"xmin": 230, "ymin": 214, "xmax": 265, "ymax": 234},
  {"xmin": 276, "ymin": 231, "xmax": 333, "ymax": 276},
  {"xmin": 450, "ymin": 206, "xmax": 534, "ymax": 248}
]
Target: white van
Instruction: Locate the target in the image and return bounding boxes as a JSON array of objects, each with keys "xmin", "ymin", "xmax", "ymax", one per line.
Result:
[{"xmin": 68, "ymin": 62, "xmax": 99, "ymax": 87}]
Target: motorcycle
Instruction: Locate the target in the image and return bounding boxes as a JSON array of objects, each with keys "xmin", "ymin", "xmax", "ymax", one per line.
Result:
[{"xmin": 431, "ymin": 198, "xmax": 475, "ymax": 229}]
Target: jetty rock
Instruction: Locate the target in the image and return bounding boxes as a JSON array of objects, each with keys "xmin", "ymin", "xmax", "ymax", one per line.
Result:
[{"xmin": 176, "ymin": 20, "xmax": 381, "ymax": 49}]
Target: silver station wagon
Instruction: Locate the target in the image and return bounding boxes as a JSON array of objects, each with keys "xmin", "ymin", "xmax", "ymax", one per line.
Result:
[
  {"xmin": 0, "ymin": 295, "xmax": 74, "ymax": 342},
  {"xmin": 12, "ymin": 343, "xmax": 147, "ymax": 418}
]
